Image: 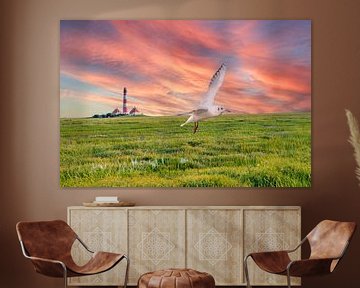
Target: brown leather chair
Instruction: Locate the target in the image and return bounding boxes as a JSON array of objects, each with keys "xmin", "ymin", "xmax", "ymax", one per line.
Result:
[
  {"xmin": 16, "ymin": 220, "xmax": 129, "ymax": 288},
  {"xmin": 244, "ymin": 220, "xmax": 356, "ymax": 288}
]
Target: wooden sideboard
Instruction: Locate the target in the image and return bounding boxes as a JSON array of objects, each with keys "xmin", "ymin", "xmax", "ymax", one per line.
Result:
[{"xmin": 67, "ymin": 206, "xmax": 301, "ymax": 286}]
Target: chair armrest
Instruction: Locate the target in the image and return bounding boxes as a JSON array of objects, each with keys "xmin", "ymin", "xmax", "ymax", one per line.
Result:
[
  {"xmin": 285, "ymin": 237, "xmax": 307, "ymax": 253},
  {"xmin": 245, "ymin": 237, "xmax": 306, "ymax": 259},
  {"xmin": 247, "ymin": 250, "xmax": 290, "ymax": 259},
  {"xmin": 26, "ymin": 255, "xmax": 65, "ymax": 265},
  {"xmin": 76, "ymin": 236, "xmax": 94, "ymax": 253},
  {"xmin": 245, "ymin": 237, "xmax": 305, "ymax": 259},
  {"xmin": 287, "ymin": 258, "xmax": 336, "ymax": 277},
  {"xmin": 25, "ymin": 255, "xmax": 67, "ymax": 278}
]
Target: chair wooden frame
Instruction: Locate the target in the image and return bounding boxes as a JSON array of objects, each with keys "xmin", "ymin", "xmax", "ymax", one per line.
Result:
[
  {"xmin": 17, "ymin": 220, "xmax": 129, "ymax": 288},
  {"xmin": 243, "ymin": 220, "xmax": 356, "ymax": 288}
]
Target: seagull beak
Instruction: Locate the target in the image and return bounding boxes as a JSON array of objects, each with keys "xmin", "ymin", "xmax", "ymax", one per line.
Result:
[{"xmin": 225, "ymin": 109, "xmax": 231, "ymax": 113}]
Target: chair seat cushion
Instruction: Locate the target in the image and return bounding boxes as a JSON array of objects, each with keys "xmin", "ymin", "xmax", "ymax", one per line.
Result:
[
  {"xmin": 67, "ymin": 252, "xmax": 124, "ymax": 276},
  {"xmin": 138, "ymin": 268, "xmax": 215, "ymax": 288},
  {"xmin": 250, "ymin": 251, "xmax": 291, "ymax": 274}
]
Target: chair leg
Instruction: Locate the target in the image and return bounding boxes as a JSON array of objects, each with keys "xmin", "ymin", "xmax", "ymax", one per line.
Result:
[
  {"xmin": 62, "ymin": 264, "xmax": 68, "ymax": 288},
  {"xmin": 286, "ymin": 269, "xmax": 291, "ymax": 288},
  {"xmin": 244, "ymin": 255, "xmax": 252, "ymax": 288},
  {"xmin": 123, "ymin": 255, "xmax": 130, "ymax": 288}
]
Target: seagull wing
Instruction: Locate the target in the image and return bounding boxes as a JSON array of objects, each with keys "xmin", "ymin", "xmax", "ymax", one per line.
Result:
[
  {"xmin": 176, "ymin": 111, "xmax": 193, "ymax": 116},
  {"xmin": 193, "ymin": 108, "xmax": 208, "ymax": 113},
  {"xmin": 198, "ymin": 63, "xmax": 226, "ymax": 109},
  {"xmin": 177, "ymin": 109, "xmax": 208, "ymax": 116}
]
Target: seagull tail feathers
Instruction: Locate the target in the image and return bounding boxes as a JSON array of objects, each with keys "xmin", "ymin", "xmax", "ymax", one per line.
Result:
[{"xmin": 180, "ymin": 115, "xmax": 193, "ymax": 127}]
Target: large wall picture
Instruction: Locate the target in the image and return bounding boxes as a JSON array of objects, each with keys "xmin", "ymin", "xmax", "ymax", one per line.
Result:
[{"xmin": 60, "ymin": 20, "xmax": 311, "ymax": 188}]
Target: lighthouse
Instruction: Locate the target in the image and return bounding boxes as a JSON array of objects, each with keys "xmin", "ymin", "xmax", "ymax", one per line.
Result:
[{"xmin": 123, "ymin": 87, "xmax": 128, "ymax": 114}]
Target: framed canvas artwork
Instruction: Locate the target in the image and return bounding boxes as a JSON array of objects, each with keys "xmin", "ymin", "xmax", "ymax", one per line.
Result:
[{"xmin": 60, "ymin": 20, "xmax": 311, "ymax": 188}]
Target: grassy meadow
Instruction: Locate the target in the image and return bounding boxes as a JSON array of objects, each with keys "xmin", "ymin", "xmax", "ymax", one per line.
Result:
[{"xmin": 60, "ymin": 113, "xmax": 311, "ymax": 187}]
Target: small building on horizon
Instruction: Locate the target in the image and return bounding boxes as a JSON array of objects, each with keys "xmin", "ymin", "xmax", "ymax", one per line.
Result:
[
  {"xmin": 129, "ymin": 107, "xmax": 140, "ymax": 116},
  {"xmin": 112, "ymin": 107, "xmax": 122, "ymax": 116}
]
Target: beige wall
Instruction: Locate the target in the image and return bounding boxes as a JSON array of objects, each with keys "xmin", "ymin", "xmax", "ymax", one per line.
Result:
[{"xmin": 1, "ymin": 0, "xmax": 360, "ymax": 287}]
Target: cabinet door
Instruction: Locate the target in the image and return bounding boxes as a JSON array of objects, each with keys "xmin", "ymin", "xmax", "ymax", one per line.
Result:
[
  {"xmin": 68, "ymin": 208, "xmax": 127, "ymax": 286},
  {"xmin": 187, "ymin": 209, "xmax": 243, "ymax": 285},
  {"xmin": 128, "ymin": 209, "xmax": 186, "ymax": 284},
  {"xmin": 244, "ymin": 209, "xmax": 301, "ymax": 286}
]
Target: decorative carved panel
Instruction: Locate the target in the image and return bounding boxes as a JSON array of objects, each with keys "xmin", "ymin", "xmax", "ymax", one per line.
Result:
[
  {"xmin": 128, "ymin": 209, "xmax": 186, "ymax": 284},
  {"xmin": 68, "ymin": 208, "xmax": 127, "ymax": 285},
  {"xmin": 244, "ymin": 209, "xmax": 301, "ymax": 286},
  {"xmin": 187, "ymin": 209, "xmax": 243, "ymax": 285}
]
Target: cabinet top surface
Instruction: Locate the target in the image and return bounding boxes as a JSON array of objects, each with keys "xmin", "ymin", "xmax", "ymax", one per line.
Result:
[{"xmin": 68, "ymin": 205, "xmax": 301, "ymax": 210}]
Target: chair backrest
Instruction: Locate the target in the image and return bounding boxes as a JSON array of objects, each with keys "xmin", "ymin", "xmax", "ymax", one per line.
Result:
[
  {"xmin": 307, "ymin": 220, "xmax": 356, "ymax": 261},
  {"xmin": 16, "ymin": 220, "xmax": 77, "ymax": 261}
]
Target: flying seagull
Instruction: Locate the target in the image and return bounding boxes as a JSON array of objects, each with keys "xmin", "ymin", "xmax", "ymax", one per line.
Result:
[{"xmin": 180, "ymin": 63, "xmax": 229, "ymax": 133}]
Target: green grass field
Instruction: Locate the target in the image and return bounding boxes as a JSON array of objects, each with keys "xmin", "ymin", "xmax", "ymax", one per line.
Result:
[{"xmin": 60, "ymin": 113, "xmax": 311, "ymax": 187}]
